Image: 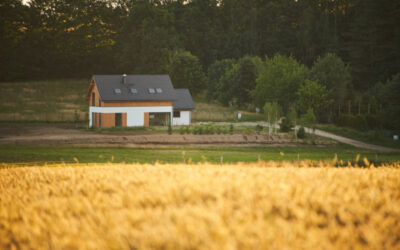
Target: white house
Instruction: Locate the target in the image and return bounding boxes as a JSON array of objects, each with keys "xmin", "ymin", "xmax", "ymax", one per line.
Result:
[{"xmin": 85, "ymin": 74, "xmax": 195, "ymax": 128}]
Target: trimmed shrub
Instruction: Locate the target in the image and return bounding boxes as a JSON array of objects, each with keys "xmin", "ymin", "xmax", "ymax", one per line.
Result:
[{"xmin": 297, "ymin": 127, "xmax": 306, "ymax": 138}]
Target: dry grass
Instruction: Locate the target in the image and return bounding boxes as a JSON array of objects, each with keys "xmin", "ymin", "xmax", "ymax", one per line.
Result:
[{"xmin": 1, "ymin": 161, "xmax": 399, "ymax": 249}]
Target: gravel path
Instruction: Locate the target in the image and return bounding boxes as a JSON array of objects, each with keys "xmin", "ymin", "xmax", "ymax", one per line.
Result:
[{"xmin": 196, "ymin": 122, "xmax": 400, "ymax": 153}]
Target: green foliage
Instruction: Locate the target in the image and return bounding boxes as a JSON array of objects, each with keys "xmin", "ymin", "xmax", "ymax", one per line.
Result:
[
  {"xmin": 229, "ymin": 124, "xmax": 234, "ymax": 135},
  {"xmin": 310, "ymin": 53, "xmax": 351, "ymax": 105},
  {"xmin": 297, "ymin": 127, "xmax": 306, "ymax": 139},
  {"xmin": 255, "ymin": 125, "xmax": 263, "ymax": 132},
  {"xmin": 302, "ymin": 108, "xmax": 316, "ymax": 127},
  {"xmin": 252, "ymin": 54, "xmax": 309, "ymax": 113},
  {"xmin": 296, "ymin": 80, "xmax": 333, "ymax": 120},
  {"xmin": 377, "ymin": 74, "xmax": 400, "ymax": 130},
  {"xmin": 207, "ymin": 59, "xmax": 236, "ymax": 100},
  {"xmin": 119, "ymin": 2, "xmax": 179, "ymax": 74},
  {"xmin": 336, "ymin": 114, "xmax": 368, "ymax": 131},
  {"xmin": 168, "ymin": 50, "xmax": 207, "ymax": 93},
  {"xmin": 279, "ymin": 118, "xmax": 293, "ymax": 133},
  {"xmin": 245, "ymin": 127, "xmax": 253, "ymax": 135},
  {"xmin": 263, "ymin": 102, "xmax": 282, "ymax": 124},
  {"xmin": 214, "ymin": 56, "xmax": 260, "ymax": 107}
]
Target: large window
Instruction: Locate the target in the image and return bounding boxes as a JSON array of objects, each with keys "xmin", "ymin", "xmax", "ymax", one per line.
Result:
[{"xmin": 149, "ymin": 112, "xmax": 170, "ymax": 126}]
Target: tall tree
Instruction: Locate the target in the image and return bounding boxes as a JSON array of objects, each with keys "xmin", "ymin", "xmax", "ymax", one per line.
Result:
[
  {"xmin": 168, "ymin": 50, "xmax": 207, "ymax": 93},
  {"xmin": 118, "ymin": 1, "xmax": 180, "ymax": 74},
  {"xmin": 310, "ymin": 53, "xmax": 350, "ymax": 106},
  {"xmin": 251, "ymin": 54, "xmax": 309, "ymax": 113}
]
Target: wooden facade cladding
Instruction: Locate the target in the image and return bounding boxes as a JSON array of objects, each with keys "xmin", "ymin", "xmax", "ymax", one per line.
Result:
[
  {"xmin": 91, "ymin": 112, "xmax": 127, "ymax": 128},
  {"xmin": 122, "ymin": 113, "xmax": 127, "ymax": 127},
  {"xmin": 144, "ymin": 113, "xmax": 149, "ymax": 127},
  {"xmin": 101, "ymin": 113, "xmax": 115, "ymax": 128},
  {"xmin": 102, "ymin": 101, "xmax": 173, "ymax": 107},
  {"xmin": 87, "ymin": 81, "xmax": 101, "ymax": 107}
]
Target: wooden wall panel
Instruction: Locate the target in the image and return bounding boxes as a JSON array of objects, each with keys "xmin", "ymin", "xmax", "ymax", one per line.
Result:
[
  {"xmin": 144, "ymin": 112, "xmax": 149, "ymax": 127},
  {"xmin": 88, "ymin": 82, "xmax": 101, "ymax": 107},
  {"xmin": 101, "ymin": 113, "xmax": 115, "ymax": 128},
  {"xmin": 122, "ymin": 113, "xmax": 127, "ymax": 127},
  {"xmin": 102, "ymin": 101, "xmax": 173, "ymax": 107},
  {"xmin": 92, "ymin": 112, "xmax": 99, "ymax": 128}
]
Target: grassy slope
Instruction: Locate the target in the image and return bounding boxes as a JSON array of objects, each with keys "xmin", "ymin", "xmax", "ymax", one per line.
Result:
[
  {"xmin": 316, "ymin": 124, "xmax": 400, "ymax": 149},
  {"xmin": 0, "ymin": 79, "xmax": 89, "ymax": 121},
  {"xmin": 1, "ymin": 144, "xmax": 399, "ymax": 165},
  {"xmin": 0, "ymin": 79, "xmax": 265, "ymax": 122}
]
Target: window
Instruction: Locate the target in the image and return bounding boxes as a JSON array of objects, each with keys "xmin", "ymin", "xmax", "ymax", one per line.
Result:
[
  {"xmin": 173, "ymin": 111, "xmax": 180, "ymax": 118},
  {"xmin": 156, "ymin": 88, "xmax": 163, "ymax": 93},
  {"xmin": 114, "ymin": 88, "xmax": 121, "ymax": 94},
  {"xmin": 115, "ymin": 113, "xmax": 122, "ymax": 127},
  {"xmin": 91, "ymin": 93, "xmax": 95, "ymax": 106},
  {"xmin": 148, "ymin": 88, "xmax": 155, "ymax": 94},
  {"xmin": 130, "ymin": 88, "xmax": 137, "ymax": 94}
]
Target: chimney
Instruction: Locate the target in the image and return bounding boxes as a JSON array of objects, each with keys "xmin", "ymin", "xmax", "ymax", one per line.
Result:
[{"xmin": 122, "ymin": 74, "xmax": 127, "ymax": 84}]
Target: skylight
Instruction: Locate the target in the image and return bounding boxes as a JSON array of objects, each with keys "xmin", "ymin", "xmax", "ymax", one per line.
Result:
[
  {"xmin": 148, "ymin": 88, "xmax": 155, "ymax": 94},
  {"xmin": 130, "ymin": 88, "xmax": 137, "ymax": 94},
  {"xmin": 156, "ymin": 88, "xmax": 163, "ymax": 93},
  {"xmin": 114, "ymin": 88, "xmax": 121, "ymax": 94}
]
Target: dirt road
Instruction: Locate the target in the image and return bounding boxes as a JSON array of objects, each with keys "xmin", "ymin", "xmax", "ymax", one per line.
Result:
[
  {"xmin": 0, "ymin": 123, "xmax": 332, "ymax": 147},
  {"xmin": 304, "ymin": 127, "xmax": 400, "ymax": 153}
]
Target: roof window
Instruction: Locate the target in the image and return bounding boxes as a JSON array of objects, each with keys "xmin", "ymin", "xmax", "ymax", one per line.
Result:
[
  {"xmin": 148, "ymin": 88, "xmax": 155, "ymax": 94},
  {"xmin": 130, "ymin": 88, "xmax": 137, "ymax": 94},
  {"xmin": 114, "ymin": 88, "xmax": 121, "ymax": 94},
  {"xmin": 156, "ymin": 88, "xmax": 163, "ymax": 93}
]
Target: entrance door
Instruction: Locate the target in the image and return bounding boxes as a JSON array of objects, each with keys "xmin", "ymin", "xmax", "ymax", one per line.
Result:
[
  {"xmin": 115, "ymin": 113, "xmax": 122, "ymax": 127},
  {"xmin": 149, "ymin": 112, "xmax": 170, "ymax": 126}
]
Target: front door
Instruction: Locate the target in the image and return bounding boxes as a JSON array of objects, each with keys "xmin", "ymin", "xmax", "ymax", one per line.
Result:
[{"xmin": 115, "ymin": 113, "xmax": 122, "ymax": 127}]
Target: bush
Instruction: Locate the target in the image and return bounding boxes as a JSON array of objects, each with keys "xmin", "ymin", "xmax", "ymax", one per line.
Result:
[
  {"xmin": 185, "ymin": 126, "xmax": 191, "ymax": 134},
  {"xmin": 229, "ymin": 124, "xmax": 234, "ymax": 135},
  {"xmin": 245, "ymin": 127, "xmax": 253, "ymax": 135},
  {"xmin": 255, "ymin": 125, "xmax": 263, "ymax": 132},
  {"xmin": 297, "ymin": 127, "xmax": 306, "ymax": 138},
  {"xmin": 179, "ymin": 126, "xmax": 185, "ymax": 135},
  {"xmin": 279, "ymin": 118, "xmax": 293, "ymax": 132}
]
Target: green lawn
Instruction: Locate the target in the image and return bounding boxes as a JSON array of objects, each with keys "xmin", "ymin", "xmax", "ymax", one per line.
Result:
[
  {"xmin": 316, "ymin": 124, "xmax": 400, "ymax": 149},
  {"xmin": 1, "ymin": 144, "xmax": 398, "ymax": 166}
]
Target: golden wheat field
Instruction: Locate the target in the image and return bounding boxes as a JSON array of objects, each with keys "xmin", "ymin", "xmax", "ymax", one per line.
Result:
[{"xmin": 1, "ymin": 161, "xmax": 400, "ymax": 250}]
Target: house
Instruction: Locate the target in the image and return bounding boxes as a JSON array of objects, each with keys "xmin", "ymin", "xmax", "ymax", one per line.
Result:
[{"xmin": 85, "ymin": 74, "xmax": 195, "ymax": 128}]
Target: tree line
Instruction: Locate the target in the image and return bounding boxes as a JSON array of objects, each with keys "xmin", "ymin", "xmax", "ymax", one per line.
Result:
[{"xmin": 1, "ymin": 0, "xmax": 399, "ymax": 130}]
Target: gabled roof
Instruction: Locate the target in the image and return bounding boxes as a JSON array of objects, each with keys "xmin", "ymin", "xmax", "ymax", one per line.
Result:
[
  {"xmin": 173, "ymin": 89, "xmax": 195, "ymax": 110},
  {"xmin": 92, "ymin": 74, "xmax": 177, "ymax": 102}
]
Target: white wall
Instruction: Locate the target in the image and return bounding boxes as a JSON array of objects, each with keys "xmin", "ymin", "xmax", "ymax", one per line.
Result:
[
  {"xmin": 173, "ymin": 111, "xmax": 191, "ymax": 126},
  {"xmin": 89, "ymin": 106, "xmax": 173, "ymax": 127}
]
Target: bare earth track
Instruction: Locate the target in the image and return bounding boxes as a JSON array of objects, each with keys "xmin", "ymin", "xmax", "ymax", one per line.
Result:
[
  {"xmin": 0, "ymin": 124, "xmax": 332, "ymax": 147},
  {"xmin": 0, "ymin": 123, "xmax": 398, "ymax": 152}
]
